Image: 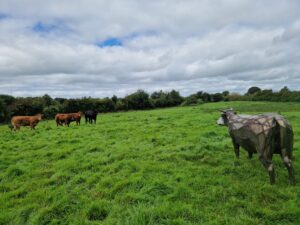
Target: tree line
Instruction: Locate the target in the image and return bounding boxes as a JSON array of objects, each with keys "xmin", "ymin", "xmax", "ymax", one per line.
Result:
[{"xmin": 0, "ymin": 86, "xmax": 299, "ymax": 122}]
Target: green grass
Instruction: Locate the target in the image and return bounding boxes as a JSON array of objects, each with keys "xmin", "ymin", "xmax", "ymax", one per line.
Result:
[{"xmin": 0, "ymin": 101, "xmax": 299, "ymax": 225}]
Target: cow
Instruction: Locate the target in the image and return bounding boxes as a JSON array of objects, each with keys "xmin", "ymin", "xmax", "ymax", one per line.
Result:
[
  {"xmin": 217, "ymin": 109, "xmax": 295, "ymax": 185},
  {"xmin": 70, "ymin": 112, "xmax": 83, "ymax": 125},
  {"xmin": 11, "ymin": 114, "xmax": 43, "ymax": 131},
  {"xmin": 55, "ymin": 113, "xmax": 74, "ymax": 127},
  {"xmin": 85, "ymin": 110, "xmax": 98, "ymax": 124}
]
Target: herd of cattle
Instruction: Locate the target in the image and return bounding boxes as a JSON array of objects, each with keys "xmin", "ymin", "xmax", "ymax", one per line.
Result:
[
  {"xmin": 11, "ymin": 110, "xmax": 98, "ymax": 131},
  {"xmin": 9, "ymin": 109, "xmax": 296, "ymax": 185}
]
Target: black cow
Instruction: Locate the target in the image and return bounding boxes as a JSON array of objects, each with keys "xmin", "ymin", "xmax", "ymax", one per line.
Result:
[
  {"xmin": 217, "ymin": 109, "xmax": 295, "ymax": 185},
  {"xmin": 85, "ymin": 110, "xmax": 98, "ymax": 124}
]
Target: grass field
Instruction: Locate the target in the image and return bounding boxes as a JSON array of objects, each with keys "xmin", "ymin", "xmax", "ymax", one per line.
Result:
[{"xmin": 0, "ymin": 101, "xmax": 299, "ymax": 225}]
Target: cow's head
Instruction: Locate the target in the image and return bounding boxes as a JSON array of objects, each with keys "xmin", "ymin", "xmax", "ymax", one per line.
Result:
[
  {"xmin": 217, "ymin": 108, "xmax": 236, "ymax": 126},
  {"xmin": 36, "ymin": 114, "xmax": 44, "ymax": 120}
]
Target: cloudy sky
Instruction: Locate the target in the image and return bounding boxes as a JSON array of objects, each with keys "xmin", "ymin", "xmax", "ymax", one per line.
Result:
[{"xmin": 1, "ymin": 0, "xmax": 300, "ymax": 98}]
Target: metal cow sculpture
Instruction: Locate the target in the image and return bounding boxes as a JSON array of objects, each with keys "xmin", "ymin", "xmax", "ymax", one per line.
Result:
[{"xmin": 217, "ymin": 109, "xmax": 295, "ymax": 185}]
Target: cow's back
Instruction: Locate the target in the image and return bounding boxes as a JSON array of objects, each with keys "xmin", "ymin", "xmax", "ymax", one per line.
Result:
[{"xmin": 11, "ymin": 116, "xmax": 31, "ymax": 126}]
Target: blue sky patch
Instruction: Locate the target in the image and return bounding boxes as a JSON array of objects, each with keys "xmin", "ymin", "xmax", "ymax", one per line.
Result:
[
  {"xmin": 0, "ymin": 13, "xmax": 9, "ymax": 20},
  {"xmin": 32, "ymin": 22, "xmax": 58, "ymax": 33},
  {"xmin": 98, "ymin": 38, "xmax": 122, "ymax": 47}
]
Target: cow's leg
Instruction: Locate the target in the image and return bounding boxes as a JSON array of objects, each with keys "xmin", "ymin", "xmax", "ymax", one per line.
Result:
[
  {"xmin": 30, "ymin": 123, "xmax": 35, "ymax": 130},
  {"xmin": 281, "ymin": 153, "xmax": 295, "ymax": 185}
]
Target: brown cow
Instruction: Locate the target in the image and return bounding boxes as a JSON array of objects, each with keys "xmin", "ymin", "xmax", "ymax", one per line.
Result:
[
  {"xmin": 69, "ymin": 112, "xmax": 83, "ymax": 125},
  {"xmin": 55, "ymin": 113, "xmax": 74, "ymax": 127},
  {"xmin": 11, "ymin": 114, "xmax": 43, "ymax": 131}
]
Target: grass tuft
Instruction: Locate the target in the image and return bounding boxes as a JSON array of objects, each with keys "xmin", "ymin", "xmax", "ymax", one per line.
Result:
[{"xmin": 87, "ymin": 201, "xmax": 109, "ymax": 221}]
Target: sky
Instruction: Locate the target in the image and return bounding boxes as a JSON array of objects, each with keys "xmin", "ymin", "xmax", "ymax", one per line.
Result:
[{"xmin": 1, "ymin": 0, "xmax": 300, "ymax": 98}]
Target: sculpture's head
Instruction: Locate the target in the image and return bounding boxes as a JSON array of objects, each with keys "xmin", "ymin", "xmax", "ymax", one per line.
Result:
[{"xmin": 217, "ymin": 108, "xmax": 236, "ymax": 126}]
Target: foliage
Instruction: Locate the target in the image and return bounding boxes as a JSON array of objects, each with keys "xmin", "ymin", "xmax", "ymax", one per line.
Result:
[
  {"xmin": 247, "ymin": 86, "xmax": 261, "ymax": 95},
  {"xmin": 151, "ymin": 90, "xmax": 183, "ymax": 108},
  {"xmin": 125, "ymin": 90, "xmax": 153, "ymax": 110}
]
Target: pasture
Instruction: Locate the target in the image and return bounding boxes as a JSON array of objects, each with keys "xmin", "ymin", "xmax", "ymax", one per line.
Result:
[{"xmin": 0, "ymin": 101, "xmax": 299, "ymax": 225}]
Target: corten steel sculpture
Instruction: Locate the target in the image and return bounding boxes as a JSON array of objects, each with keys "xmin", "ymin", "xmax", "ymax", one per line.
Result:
[{"xmin": 217, "ymin": 109, "xmax": 295, "ymax": 185}]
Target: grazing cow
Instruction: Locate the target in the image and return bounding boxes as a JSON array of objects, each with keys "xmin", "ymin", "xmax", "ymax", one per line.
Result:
[
  {"xmin": 11, "ymin": 114, "xmax": 43, "ymax": 131},
  {"xmin": 85, "ymin": 110, "xmax": 98, "ymax": 124},
  {"xmin": 55, "ymin": 113, "xmax": 74, "ymax": 127},
  {"xmin": 217, "ymin": 109, "xmax": 295, "ymax": 185}
]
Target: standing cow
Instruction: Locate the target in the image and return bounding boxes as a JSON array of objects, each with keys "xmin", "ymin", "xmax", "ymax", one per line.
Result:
[
  {"xmin": 70, "ymin": 112, "xmax": 83, "ymax": 125},
  {"xmin": 55, "ymin": 113, "xmax": 74, "ymax": 127},
  {"xmin": 85, "ymin": 110, "xmax": 98, "ymax": 124},
  {"xmin": 217, "ymin": 109, "xmax": 295, "ymax": 185},
  {"xmin": 11, "ymin": 114, "xmax": 43, "ymax": 131}
]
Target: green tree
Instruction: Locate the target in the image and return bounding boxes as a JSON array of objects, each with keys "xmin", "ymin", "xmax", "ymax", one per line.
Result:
[
  {"xmin": 125, "ymin": 90, "xmax": 152, "ymax": 110},
  {"xmin": 247, "ymin": 86, "xmax": 261, "ymax": 95}
]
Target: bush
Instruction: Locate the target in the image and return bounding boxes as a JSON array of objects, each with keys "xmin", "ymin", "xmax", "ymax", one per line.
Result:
[
  {"xmin": 125, "ymin": 90, "xmax": 153, "ymax": 110},
  {"xmin": 181, "ymin": 96, "xmax": 203, "ymax": 106},
  {"xmin": 43, "ymin": 105, "xmax": 61, "ymax": 119}
]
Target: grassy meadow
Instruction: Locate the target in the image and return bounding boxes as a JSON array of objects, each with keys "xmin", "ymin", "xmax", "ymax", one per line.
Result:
[{"xmin": 0, "ymin": 101, "xmax": 300, "ymax": 225}]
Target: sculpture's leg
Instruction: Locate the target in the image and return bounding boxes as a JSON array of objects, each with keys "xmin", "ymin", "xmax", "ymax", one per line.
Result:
[
  {"xmin": 259, "ymin": 153, "xmax": 275, "ymax": 185},
  {"xmin": 280, "ymin": 126, "xmax": 295, "ymax": 185},
  {"xmin": 282, "ymin": 154, "xmax": 296, "ymax": 185},
  {"xmin": 231, "ymin": 137, "xmax": 240, "ymax": 159}
]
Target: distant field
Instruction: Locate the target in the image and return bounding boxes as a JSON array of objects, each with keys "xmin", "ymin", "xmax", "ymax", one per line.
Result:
[{"xmin": 0, "ymin": 101, "xmax": 299, "ymax": 225}]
